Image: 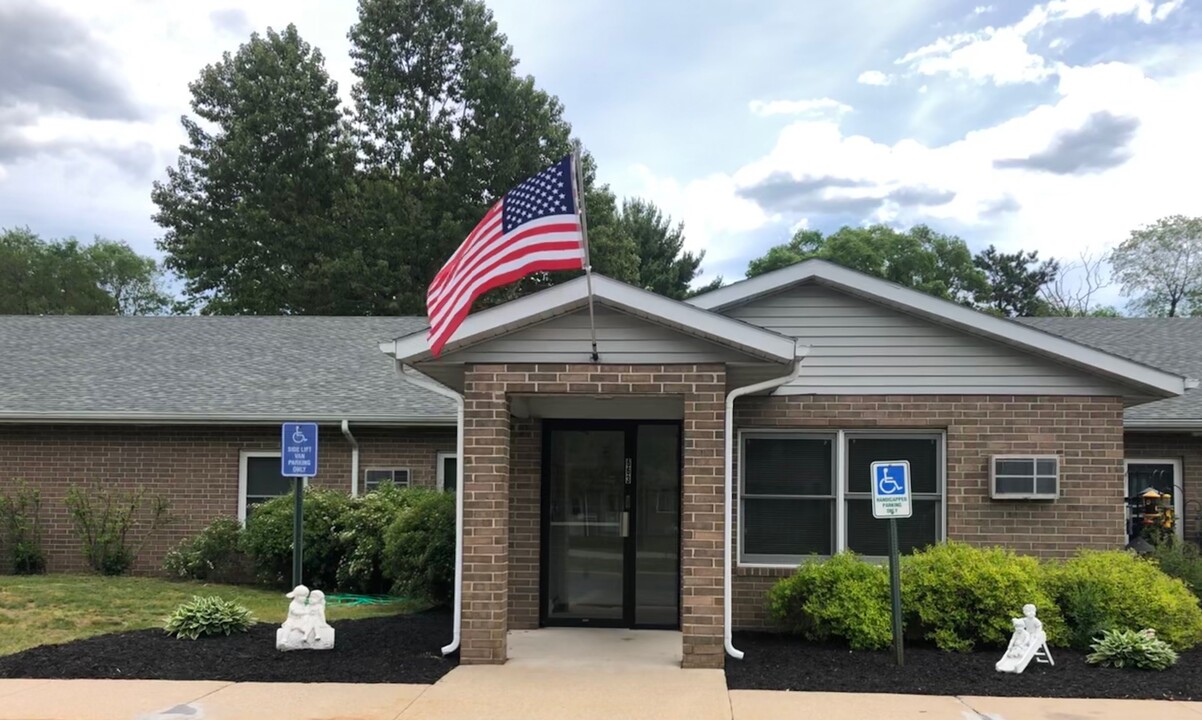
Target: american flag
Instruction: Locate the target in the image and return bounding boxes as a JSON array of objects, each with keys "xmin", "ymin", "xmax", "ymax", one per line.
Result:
[{"xmin": 426, "ymin": 155, "xmax": 585, "ymax": 356}]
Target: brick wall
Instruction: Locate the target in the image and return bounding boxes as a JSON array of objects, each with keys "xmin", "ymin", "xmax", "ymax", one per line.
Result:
[
  {"xmin": 730, "ymin": 395, "xmax": 1126, "ymax": 630},
  {"xmin": 1124, "ymin": 432, "xmax": 1202, "ymax": 542},
  {"xmin": 460, "ymin": 363, "xmax": 726, "ymax": 668},
  {"xmin": 0, "ymin": 424, "xmax": 454, "ymax": 574},
  {"xmin": 508, "ymin": 418, "xmax": 541, "ymax": 630}
]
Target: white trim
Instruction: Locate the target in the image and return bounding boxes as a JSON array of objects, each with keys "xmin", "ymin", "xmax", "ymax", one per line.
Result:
[
  {"xmin": 1124, "ymin": 457, "xmax": 1185, "ymax": 541},
  {"xmin": 687, "ymin": 259, "xmax": 1186, "ymax": 399},
  {"xmin": 736, "ymin": 428, "xmax": 947, "ymax": 567},
  {"xmin": 382, "ymin": 274, "xmax": 797, "ymax": 365},
  {"xmin": 437, "ymin": 451, "xmax": 458, "ymax": 492},
  {"xmin": 0, "ymin": 413, "xmax": 455, "ymax": 425},
  {"xmin": 238, "ymin": 450, "xmax": 298, "ymax": 523}
]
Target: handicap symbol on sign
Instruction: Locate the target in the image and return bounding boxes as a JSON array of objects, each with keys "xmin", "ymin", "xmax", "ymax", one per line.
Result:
[
  {"xmin": 876, "ymin": 466, "xmax": 905, "ymax": 496},
  {"xmin": 291, "ymin": 429, "xmax": 308, "ymax": 444}
]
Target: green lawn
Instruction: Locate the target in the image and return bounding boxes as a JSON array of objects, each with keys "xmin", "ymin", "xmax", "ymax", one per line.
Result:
[{"xmin": 0, "ymin": 575, "xmax": 421, "ymax": 656}]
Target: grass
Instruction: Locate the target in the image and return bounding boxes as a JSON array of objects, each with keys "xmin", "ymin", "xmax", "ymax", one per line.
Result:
[{"xmin": 0, "ymin": 575, "xmax": 422, "ymax": 656}]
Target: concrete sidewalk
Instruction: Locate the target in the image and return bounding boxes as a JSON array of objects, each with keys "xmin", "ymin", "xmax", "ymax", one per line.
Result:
[{"xmin": 3, "ymin": 677, "xmax": 1202, "ymax": 720}]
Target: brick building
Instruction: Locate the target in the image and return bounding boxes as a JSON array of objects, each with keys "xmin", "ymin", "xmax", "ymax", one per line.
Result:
[{"xmin": 3, "ymin": 260, "xmax": 1200, "ymax": 669}]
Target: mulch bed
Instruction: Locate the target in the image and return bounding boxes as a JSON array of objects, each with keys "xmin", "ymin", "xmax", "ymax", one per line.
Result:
[
  {"xmin": 725, "ymin": 632, "xmax": 1202, "ymax": 701},
  {"xmin": 0, "ymin": 610, "xmax": 457, "ymax": 684}
]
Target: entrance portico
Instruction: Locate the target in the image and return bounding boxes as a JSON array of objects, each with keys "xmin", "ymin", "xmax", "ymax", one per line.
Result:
[{"xmin": 381, "ymin": 275, "xmax": 797, "ymax": 668}]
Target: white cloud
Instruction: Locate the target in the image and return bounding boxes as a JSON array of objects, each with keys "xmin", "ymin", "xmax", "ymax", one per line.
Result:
[
  {"xmin": 973, "ymin": 5, "xmax": 995, "ymax": 14},
  {"xmin": 857, "ymin": 70, "xmax": 892, "ymax": 86},
  {"xmin": 898, "ymin": 0, "xmax": 1184, "ymax": 86},
  {"xmin": 748, "ymin": 97, "xmax": 852, "ymax": 118},
  {"xmin": 627, "ymin": 60, "xmax": 1202, "ymax": 272}
]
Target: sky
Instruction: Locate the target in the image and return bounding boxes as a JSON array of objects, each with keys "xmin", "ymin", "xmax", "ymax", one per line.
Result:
[{"xmin": 2, "ymin": 0, "xmax": 1201, "ymax": 300}]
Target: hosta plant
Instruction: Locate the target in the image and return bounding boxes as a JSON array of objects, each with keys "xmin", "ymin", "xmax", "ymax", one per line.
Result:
[
  {"xmin": 1086, "ymin": 628, "xmax": 1179, "ymax": 670},
  {"xmin": 164, "ymin": 596, "xmax": 255, "ymax": 640}
]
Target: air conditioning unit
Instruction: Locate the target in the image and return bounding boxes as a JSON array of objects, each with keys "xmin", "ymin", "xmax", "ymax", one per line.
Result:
[{"xmin": 990, "ymin": 455, "xmax": 1060, "ymax": 499}]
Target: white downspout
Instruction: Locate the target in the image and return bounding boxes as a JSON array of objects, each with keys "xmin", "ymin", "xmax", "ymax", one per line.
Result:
[
  {"xmin": 724, "ymin": 341, "xmax": 809, "ymax": 660},
  {"xmin": 397, "ymin": 363, "xmax": 465, "ymax": 657},
  {"xmin": 341, "ymin": 420, "xmax": 360, "ymax": 498}
]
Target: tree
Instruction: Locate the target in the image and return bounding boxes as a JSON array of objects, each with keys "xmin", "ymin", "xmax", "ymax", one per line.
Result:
[
  {"xmin": 0, "ymin": 228, "xmax": 168, "ymax": 315},
  {"xmin": 153, "ymin": 25, "xmax": 356, "ymax": 314},
  {"xmin": 1111, "ymin": 215, "xmax": 1202, "ymax": 317},
  {"xmin": 746, "ymin": 224, "xmax": 987, "ymax": 305},
  {"xmin": 973, "ymin": 246, "xmax": 1059, "ymax": 317},
  {"xmin": 1041, "ymin": 249, "xmax": 1118, "ymax": 317},
  {"xmin": 614, "ymin": 198, "xmax": 703, "ymax": 299}
]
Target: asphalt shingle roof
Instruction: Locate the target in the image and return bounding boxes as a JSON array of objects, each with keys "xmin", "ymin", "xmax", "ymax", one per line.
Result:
[
  {"xmin": 1018, "ymin": 317, "xmax": 1202, "ymax": 424},
  {"xmin": 0, "ymin": 316, "xmax": 454, "ymax": 422}
]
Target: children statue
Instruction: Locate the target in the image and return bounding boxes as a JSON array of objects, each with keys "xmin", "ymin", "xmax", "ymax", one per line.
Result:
[
  {"xmin": 996, "ymin": 604, "xmax": 1053, "ymax": 673},
  {"xmin": 276, "ymin": 585, "xmax": 336, "ymax": 651}
]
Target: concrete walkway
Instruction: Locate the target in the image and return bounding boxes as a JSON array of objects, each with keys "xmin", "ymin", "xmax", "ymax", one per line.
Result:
[{"xmin": 2, "ymin": 678, "xmax": 1202, "ymax": 720}]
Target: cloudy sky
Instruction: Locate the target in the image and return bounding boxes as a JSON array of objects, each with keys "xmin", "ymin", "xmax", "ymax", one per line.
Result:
[{"xmin": 2, "ymin": 0, "xmax": 1201, "ymax": 292}]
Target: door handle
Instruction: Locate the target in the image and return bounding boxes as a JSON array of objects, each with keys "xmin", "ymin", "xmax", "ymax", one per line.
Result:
[{"xmin": 621, "ymin": 511, "xmax": 629, "ymax": 538}]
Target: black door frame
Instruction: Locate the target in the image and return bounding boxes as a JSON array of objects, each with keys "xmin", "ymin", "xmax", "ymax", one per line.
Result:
[{"xmin": 539, "ymin": 418, "xmax": 682, "ymax": 630}]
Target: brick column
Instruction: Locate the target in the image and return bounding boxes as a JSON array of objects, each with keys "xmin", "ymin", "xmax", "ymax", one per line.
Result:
[
  {"xmin": 681, "ymin": 368, "xmax": 727, "ymax": 668},
  {"xmin": 461, "ymin": 366, "xmax": 511, "ymax": 664}
]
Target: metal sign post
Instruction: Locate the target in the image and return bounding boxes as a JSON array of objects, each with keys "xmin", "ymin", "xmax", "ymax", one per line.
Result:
[
  {"xmin": 871, "ymin": 460, "xmax": 912, "ymax": 667},
  {"xmin": 281, "ymin": 422, "xmax": 319, "ymax": 588}
]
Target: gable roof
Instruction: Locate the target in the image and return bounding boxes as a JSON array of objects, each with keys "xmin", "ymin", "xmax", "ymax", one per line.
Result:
[
  {"xmin": 382, "ymin": 273, "xmax": 799, "ymax": 365},
  {"xmin": 686, "ymin": 259, "xmax": 1186, "ymax": 400},
  {"xmin": 0, "ymin": 316, "xmax": 455, "ymax": 424},
  {"xmin": 1019, "ymin": 317, "xmax": 1202, "ymax": 427}
]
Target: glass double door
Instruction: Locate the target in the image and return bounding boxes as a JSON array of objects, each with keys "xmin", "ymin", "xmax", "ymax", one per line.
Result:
[{"xmin": 542, "ymin": 421, "xmax": 681, "ymax": 628}]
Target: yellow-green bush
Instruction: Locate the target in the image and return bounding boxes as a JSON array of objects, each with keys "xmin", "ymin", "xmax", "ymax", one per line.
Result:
[
  {"xmin": 767, "ymin": 552, "xmax": 892, "ymax": 650},
  {"xmin": 901, "ymin": 542, "xmax": 1065, "ymax": 651},
  {"xmin": 1045, "ymin": 550, "xmax": 1202, "ymax": 650}
]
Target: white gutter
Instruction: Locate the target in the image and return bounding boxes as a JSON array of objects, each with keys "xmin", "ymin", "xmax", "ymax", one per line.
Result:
[
  {"xmin": 724, "ymin": 342, "xmax": 809, "ymax": 660},
  {"xmin": 397, "ymin": 363, "xmax": 465, "ymax": 657},
  {"xmin": 341, "ymin": 420, "xmax": 360, "ymax": 498}
]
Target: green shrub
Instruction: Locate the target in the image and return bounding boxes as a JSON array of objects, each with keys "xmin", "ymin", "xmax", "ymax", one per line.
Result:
[
  {"xmin": 1148, "ymin": 540, "xmax": 1202, "ymax": 602},
  {"xmin": 767, "ymin": 553, "xmax": 892, "ymax": 650},
  {"xmin": 164, "ymin": 595, "xmax": 255, "ymax": 640},
  {"xmin": 336, "ymin": 483, "xmax": 425, "ymax": 594},
  {"xmin": 64, "ymin": 484, "xmax": 172, "ymax": 575},
  {"xmin": 163, "ymin": 517, "xmax": 251, "ymax": 583},
  {"xmin": 241, "ymin": 488, "xmax": 352, "ymax": 588},
  {"xmin": 1045, "ymin": 550, "xmax": 1202, "ymax": 650},
  {"xmin": 382, "ymin": 490, "xmax": 455, "ymax": 604},
  {"xmin": 0, "ymin": 482, "xmax": 46, "ymax": 575},
  {"xmin": 1086, "ymin": 628, "xmax": 1178, "ymax": 670},
  {"xmin": 902, "ymin": 542, "xmax": 1065, "ymax": 651}
]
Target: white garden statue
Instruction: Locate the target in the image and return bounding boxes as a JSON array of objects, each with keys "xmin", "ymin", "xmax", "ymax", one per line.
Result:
[
  {"xmin": 995, "ymin": 603, "xmax": 1053, "ymax": 673},
  {"xmin": 276, "ymin": 585, "xmax": 335, "ymax": 651}
]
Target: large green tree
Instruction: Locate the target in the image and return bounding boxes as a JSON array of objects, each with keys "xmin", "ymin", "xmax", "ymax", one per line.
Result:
[
  {"xmin": 1111, "ymin": 215, "xmax": 1202, "ymax": 317},
  {"xmin": 746, "ymin": 224, "xmax": 987, "ymax": 305},
  {"xmin": 0, "ymin": 228, "xmax": 169, "ymax": 315},
  {"xmin": 616, "ymin": 198, "xmax": 702, "ymax": 299},
  {"xmin": 152, "ymin": 25, "xmax": 356, "ymax": 314},
  {"xmin": 973, "ymin": 246, "xmax": 1059, "ymax": 317}
]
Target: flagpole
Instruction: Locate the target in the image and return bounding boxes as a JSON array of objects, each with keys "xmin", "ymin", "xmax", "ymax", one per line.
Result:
[{"xmin": 573, "ymin": 148, "xmax": 600, "ymax": 362}]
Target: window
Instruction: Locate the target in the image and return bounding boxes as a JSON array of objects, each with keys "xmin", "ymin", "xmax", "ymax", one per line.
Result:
[
  {"xmin": 740, "ymin": 431, "xmax": 945, "ymax": 565},
  {"xmin": 1125, "ymin": 458, "xmax": 1183, "ymax": 541},
  {"xmin": 438, "ymin": 452, "xmax": 458, "ymax": 492},
  {"xmin": 239, "ymin": 451, "xmax": 295, "ymax": 522},
  {"xmin": 364, "ymin": 468, "xmax": 410, "ymax": 493},
  {"xmin": 990, "ymin": 455, "xmax": 1059, "ymax": 499}
]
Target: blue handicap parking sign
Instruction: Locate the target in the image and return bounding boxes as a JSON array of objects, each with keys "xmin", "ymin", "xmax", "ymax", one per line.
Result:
[
  {"xmin": 281, "ymin": 422, "xmax": 319, "ymax": 477},
  {"xmin": 870, "ymin": 460, "xmax": 912, "ymax": 518}
]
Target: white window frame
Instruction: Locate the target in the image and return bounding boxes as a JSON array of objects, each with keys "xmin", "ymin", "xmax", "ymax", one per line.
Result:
[
  {"xmin": 363, "ymin": 467, "xmax": 411, "ymax": 493},
  {"xmin": 1124, "ymin": 457, "xmax": 1184, "ymax": 541},
  {"xmin": 437, "ymin": 451, "xmax": 458, "ymax": 492},
  {"xmin": 738, "ymin": 431, "xmax": 837, "ymax": 565},
  {"xmin": 239, "ymin": 450, "xmax": 304, "ymax": 522},
  {"xmin": 990, "ymin": 454, "xmax": 1061, "ymax": 500},
  {"xmin": 738, "ymin": 429, "xmax": 947, "ymax": 568}
]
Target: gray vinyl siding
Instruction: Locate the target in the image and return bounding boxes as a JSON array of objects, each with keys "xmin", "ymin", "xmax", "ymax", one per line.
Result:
[
  {"xmin": 445, "ymin": 306, "xmax": 751, "ymax": 364},
  {"xmin": 724, "ymin": 283, "xmax": 1131, "ymax": 395}
]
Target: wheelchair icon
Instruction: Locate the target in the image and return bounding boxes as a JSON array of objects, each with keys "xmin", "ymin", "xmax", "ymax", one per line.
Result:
[{"xmin": 876, "ymin": 468, "xmax": 904, "ymax": 495}]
